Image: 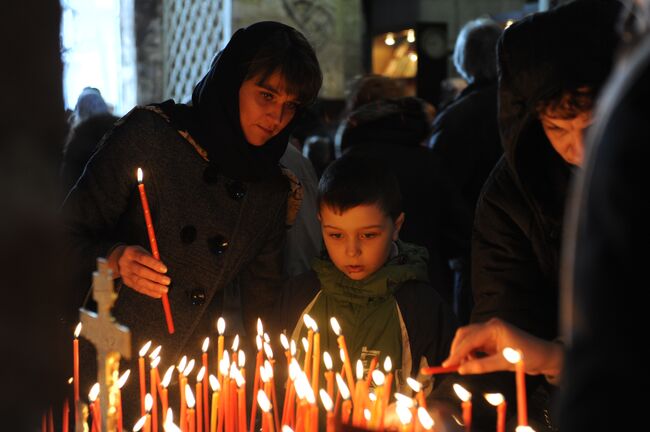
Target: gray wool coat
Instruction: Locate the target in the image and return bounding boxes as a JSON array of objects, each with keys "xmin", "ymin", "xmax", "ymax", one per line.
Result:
[{"xmin": 63, "ymin": 106, "xmax": 289, "ymax": 366}]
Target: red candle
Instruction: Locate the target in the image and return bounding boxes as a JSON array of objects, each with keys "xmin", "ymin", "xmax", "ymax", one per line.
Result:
[
  {"xmin": 89, "ymin": 383, "xmax": 101, "ymax": 432},
  {"xmin": 330, "ymin": 318, "xmax": 356, "ymax": 395},
  {"xmin": 380, "ymin": 357, "xmax": 393, "ymax": 430},
  {"xmin": 202, "ymin": 338, "xmax": 210, "ymax": 432},
  {"xmin": 63, "ymin": 398, "xmax": 70, "ymax": 432},
  {"xmin": 73, "ymin": 323, "xmax": 81, "ymax": 424},
  {"xmin": 151, "ymin": 357, "xmax": 161, "ymax": 432},
  {"xmin": 196, "ymin": 367, "xmax": 205, "ymax": 432},
  {"xmin": 186, "ymin": 384, "xmax": 196, "ymax": 432},
  {"xmin": 484, "ymin": 393, "xmax": 506, "ymax": 432},
  {"xmin": 136, "ymin": 167, "xmax": 175, "ymax": 334},
  {"xmin": 160, "ymin": 366, "xmax": 174, "ymax": 423},
  {"xmin": 116, "ymin": 369, "xmax": 131, "ymax": 432},
  {"xmin": 236, "ymin": 374, "xmax": 247, "ymax": 432},
  {"xmin": 249, "ymin": 337, "xmax": 263, "ymax": 432},
  {"xmin": 503, "ymin": 347, "xmax": 527, "ymax": 427},
  {"xmin": 216, "ymin": 318, "xmax": 225, "ymax": 378},
  {"xmin": 420, "ymin": 365, "xmax": 460, "ymax": 375},
  {"xmin": 139, "ymin": 341, "xmax": 152, "ymax": 417}
]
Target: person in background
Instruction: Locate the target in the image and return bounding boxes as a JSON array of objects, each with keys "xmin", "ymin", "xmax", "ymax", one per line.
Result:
[
  {"xmin": 427, "ymin": 18, "xmax": 503, "ymax": 323},
  {"xmin": 467, "ymin": 1, "xmax": 622, "ymax": 430},
  {"xmin": 60, "ymin": 87, "xmax": 118, "ymax": 193}
]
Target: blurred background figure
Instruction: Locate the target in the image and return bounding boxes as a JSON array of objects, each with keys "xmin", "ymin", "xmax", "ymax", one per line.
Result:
[
  {"xmin": 61, "ymin": 87, "xmax": 118, "ymax": 193},
  {"xmin": 427, "ymin": 17, "xmax": 504, "ymax": 323}
]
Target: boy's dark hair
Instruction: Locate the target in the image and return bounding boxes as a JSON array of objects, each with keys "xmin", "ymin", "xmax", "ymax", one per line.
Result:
[
  {"xmin": 535, "ymin": 87, "xmax": 595, "ymax": 119},
  {"xmin": 318, "ymin": 154, "xmax": 402, "ymax": 220},
  {"xmin": 245, "ymin": 27, "xmax": 323, "ymax": 106}
]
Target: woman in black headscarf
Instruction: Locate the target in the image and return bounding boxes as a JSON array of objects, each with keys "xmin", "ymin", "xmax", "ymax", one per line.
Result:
[{"xmin": 62, "ymin": 21, "xmax": 321, "ymax": 423}]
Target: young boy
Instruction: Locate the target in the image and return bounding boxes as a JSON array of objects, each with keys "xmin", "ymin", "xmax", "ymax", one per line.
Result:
[{"xmin": 276, "ymin": 154, "xmax": 458, "ymax": 391}]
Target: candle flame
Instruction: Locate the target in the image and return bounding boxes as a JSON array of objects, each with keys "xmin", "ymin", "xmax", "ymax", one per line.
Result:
[
  {"xmin": 280, "ymin": 333, "xmax": 289, "ymax": 350},
  {"xmin": 257, "ymin": 389, "xmax": 272, "ymax": 412},
  {"xmin": 145, "ymin": 393, "xmax": 153, "ymax": 412},
  {"xmin": 151, "ymin": 356, "xmax": 161, "ymax": 369},
  {"xmin": 368, "ymin": 393, "xmax": 377, "ymax": 402},
  {"xmin": 256, "ymin": 335, "xmax": 263, "ymax": 352},
  {"xmin": 364, "ymin": 408, "xmax": 372, "ymax": 421},
  {"xmin": 230, "ymin": 362, "xmax": 239, "ymax": 379},
  {"xmin": 394, "ymin": 393, "xmax": 414, "ymax": 408},
  {"xmin": 303, "ymin": 314, "xmax": 314, "ymax": 330},
  {"xmin": 330, "ymin": 317, "xmax": 341, "ymax": 336},
  {"xmin": 417, "ymin": 407, "xmax": 435, "ymax": 430},
  {"xmin": 217, "ymin": 317, "xmax": 225, "ymax": 335},
  {"xmin": 118, "ymin": 369, "xmax": 131, "ymax": 389},
  {"xmin": 263, "ymin": 342, "xmax": 274, "ymax": 359},
  {"xmin": 209, "ymin": 374, "xmax": 220, "ymax": 392},
  {"xmin": 68, "ymin": 377, "xmax": 74, "ymax": 384},
  {"xmin": 197, "ymin": 366, "xmax": 206, "ymax": 382},
  {"xmin": 263, "ymin": 333, "xmax": 270, "ymax": 344},
  {"xmin": 305, "ymin": 386, "xmax": 316, "ymax": 404},
  {"xmin": 323, "ymin": 351, "xmax": 333, "ymax": 370},
  {"xmin": 289, "ymin": 359, "xmax": 301, "ymax": 380},
  {"xmin": 396, "ymin": 404, "xmax": 413, "ymax": 425},
  {"xmin": 162, "ymin": 366, "xmax": 174, "ymax": 388},
  {"xmin": 407, "ymin": 377, "xmax": 422, "ymax": 393},
  {"xmin": 335, "ymin": 373, "xmax": 350, "ymax": 400},
  {"xmin": 183, "ymin": 359, "xmax": 195, "ymax": 377},
  {"xmin": 290, "ymin": 339, "xmax": 297, "ymax": 356},
  {"xmin": 503, "ymin": 347, "xmax": 522, "ymax": 364},
  {"xmin": 74, "ymin": 322, "xmax": 82, "ymax": 338},
  {"xmin": 234, "ymin": 369, "xmax": 245, "ymax": 387},
  {"xmin": 453, "ymin": 383, "xmax": 471, "ymax": 402},
  {"xmin": 260, "ymin": 365, "xmax": 269, "ymax": 383},
  {"xmin": 137, "ymin": 168, "xmax": 144, "ymax": 183},
  {"xmin": 339, "ymin": 348, "xmax": 345, "ymax": 363},
  {"xmin": 185, "ymin": 384, "xmax": 195, "ymax": 409},
  {"xmin": 515, "ymin": 427, "xmax": 536, "ymax": 432},
  {"xmin": 88, "ymin": 383, "xmax": 100, "ymax": 402},
  {"xmin": 238, "ymin": 350, "xmax": 246, "ymax": 368},
  {"xmin": 282, "ymin": 427, "xmax": 294, "ymax": 432},
  {"xmin": 257, "ymin": 318, "xmax": 263, "ymax": 336},
  {"xmin": 356, "ymin": 359, "xmax": 363, "ymax": 380},
  {"xmin": 177, "ymin": 355, "xmax": 187, "ymax": 372},
  {"xmin": 294, "ymin": 372, "xmax": 310, "ymax": 400},
  {"xmin": 139, "ymin": 340, "xmax": 152, "ymax": 357},
  {"xmin": 484, "ymin": 392, "xmax": 505, "ymax": 406},
  {"xmin": 219, "ymin": 356, "xmax": 229, "ymax": 376},
  {"xmin": 301, "ymin": 337, "xmax": 309, "ymax": 353},
  {"xmin": 231, "ymin": 334, "xmax": 240, "ymax": 351},
  {"xmin": 319, "ymin": 389, "xmax": 333, "ymax": 411},
  {"xmin": 384, "ymin": 356, "xmax": 393, "ymax": 372},
  {"xmin": 149, "ymin": 345, "xmax": 162, "ymax": 360},
  {"xmin": 372, "ymin": 370, "xmax": 385, "ymax": 386},
  {"xmin": 133, "ymin": 415, "xmax": 147, "ymax": 431},
  {"xmin": 202, "ymin": 337, "xmax": 210, "ymax": 353},
  {"xmin": 164, "ymin": 409, "xmax": 181, "ymax": 432}
]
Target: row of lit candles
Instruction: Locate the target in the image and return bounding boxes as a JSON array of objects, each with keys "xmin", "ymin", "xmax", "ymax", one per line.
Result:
[{"xmin": 65, "ymin": 314, "xmax": 534, "ymax": 432}]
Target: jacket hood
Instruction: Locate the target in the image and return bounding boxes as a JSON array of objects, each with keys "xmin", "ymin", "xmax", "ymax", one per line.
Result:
[
  {"xmin": 312, "ymin": 240, "xmax": 429, "ymax": 304},
  {"xmin": 497, "ymin": 0, "xmax": 622, "ymax": 217}
]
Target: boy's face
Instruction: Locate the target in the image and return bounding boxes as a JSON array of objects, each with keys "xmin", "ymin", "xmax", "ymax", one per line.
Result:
[
  {"xmin": 539, "ymin": 106, "xmax": 593, "ymax": 167},
  {"xmin": 238, "ymin": 70, "xmax": 300, "ymax": 146},
  {"xmin": 320, "ymin": 203, "xmax": 405, "ymax": 281}
]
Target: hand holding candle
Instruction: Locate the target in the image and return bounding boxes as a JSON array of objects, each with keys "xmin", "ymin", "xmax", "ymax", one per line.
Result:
[{"xmin": 136, "ymin": 167, "xmax": 175, "ymax": 334}]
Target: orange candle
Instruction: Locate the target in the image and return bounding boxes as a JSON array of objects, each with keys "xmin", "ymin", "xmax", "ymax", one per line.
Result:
[
  {"xmin": 380, "ymin": 357, "xmax": 393, "ymax": 430},
  {"xmin": 484, "ymin": 393, "xmax": 506, "ymax": 432},
  {"xmin": 73, "ymin": 323, "xmax": 81, "ymax": 425},
  {"xmin": 453, "ymin": 383, "xmax": 472, "ymax": 432},
  {"xmin": 116, "ymin": 369, "xmax": 130, "ymax": 432},
  {"xmin": 351, "ymin": 360, "xmax": 365, "ymax": 426},
  {"xmin": 136, "ymin": 167, "xmax": 174, "ymax": 334},
  {"xmin": 319, "ymin": 389, "xmax": 334, "ymax": 432},
  {"xmin": 236, "ymin": 371, "xmax": 246, "ymax": 432},
  {"xmin": 420, "ymin": 365, "xmax": 459, "ymax": 375},
  {"xmin": 196, "ymin": 367, "xmax": 205, "ymax": 432},
  {"xmin": 139, "ymin": 341, "xmax": 152, "ymax": 417},
  {"xmin": 311, "ymin": 327, "xmax": 320, "ymax": 396},
  {"xmin": 503, "ymin": 347, "xmax": 527, "ymax": 427},
  {"xmin": 330, "ymin": 318, "xmax": 356, "ymax": 394},
  {"xmin": 303, "ymin": 315, "xmax": 315, "ymax": 381},
  {"xmin": 407, "ymin": 377, "xmax": 426, "ymax": 410},
  {"xmin": 216, "ymin": 318, "xmax": 225, "ymax": 378},
  {"xmin": 249, "ymin": 336, "xmax": 263, "ymax": 432},
  {"xmin": 151, "ymin": 357, "xmax": 161, "ymax": 432},
  {"xmin": 209, "ymin": 375, "xmax": 220, "ymax": 432},
  {"xmin": 63, "ymin": 398, "xmax": 70, "ymax": 432},
  {"xmin": 145, "ymin": 394, "xmax": 154, "ymax": 432},
  {"xmin": 323, "ymin": 352, "xmax": 334, "ymax": 401},
  {"xmin": 257, "ymin": 390, "xmax": 274, "ymax": 432},
  {"xmin": 202, "ymin": 338, "xmax": 210, "ymax": 432},
  {"xmin": 160, "ymin": 366, "xmax": 174, "ymax": 423},
  {"xmin": 88, "ymin": 383, "xmax": 101, "ymax": 432},
  {"xmin": 228, "ymin": 368, "xmax": 237, "ymax": 432},
  {"xmin": 186, "ymin": 384, "xmax": 196, "ymax": 432},
  {"xmin": 341, "ymin": 400, "xmax": 352, "ymax": 425},
  {"xmin": 417, "ymin": 407, "xmax": 434, "ymax": 431}
]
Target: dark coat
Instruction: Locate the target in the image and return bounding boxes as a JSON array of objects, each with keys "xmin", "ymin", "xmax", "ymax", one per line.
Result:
[
  {"xmin": 468, "ymin": 1, "xmax": 621, "ymax": 430},
  {"xmin": 428, "ymin": 80, "xmax": 502, "ymax": 213},
  {"xmin": 559, "ymin": 34, "xmax": 650, "ymax": 432}
]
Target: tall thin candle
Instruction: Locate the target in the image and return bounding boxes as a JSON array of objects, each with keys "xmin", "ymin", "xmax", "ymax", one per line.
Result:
[
  {"xmin": 330, "ymin": 318, "xmax": 355, "ymax": 394},
  {"xmin": 136, "ymin": 167, "xmax": 174, "ymax": 334},
  {"xmin": 209, "ymin": 375, "xmax": 220, "ymax": 432},
  {"xmin": 139, "ymin": 341, "xmax": 152, "ymax": 417},
  {"xmin": 503, "ymin": 347, "xmax": 527, "ymax": 427},
  {"xmin": 202, "ymin": 338, "xmax": 210, "ymax": 432},
  {"xmin": 161, "ymin": 366, "xmax": 174, "ymax": 423},
  {"xmin": 216, "ymin": 318, "xmax": 225, "ymax": 378},
  {"xmin": 196, "ymin": 367, "xmax": 205, "ymax": 432},
  {"xmin": 116, "ymin": 369, "xmax": 131, "ymax": 432},
  {"xmin": 453, "ymin": 383, "xmax": 472, "ymax": 432},
  {"xmin": 485, "ymin": 393, "xmax": 506, "ymax": 432}
]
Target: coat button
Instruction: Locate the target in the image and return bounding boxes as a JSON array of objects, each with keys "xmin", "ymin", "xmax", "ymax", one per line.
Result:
[
  {"xmin": 208, "ymin": 235, "xmax": 229, "ymax": 255},
  {"xmin": 203, "ymin": 165, "xmax": 220, "ymax": 184},
  {"xmin": 180, "ymin": 225, "xmax": 197, "ymax": 244},
  {"xmin": 226, "ymin": 181, "xmax": 247, "ymax": 200},
  {"xmin": 189, "ymin": 289, "xmax": 206, "ymax": 306}
]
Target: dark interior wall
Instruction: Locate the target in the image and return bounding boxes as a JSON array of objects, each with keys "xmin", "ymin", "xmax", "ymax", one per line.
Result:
[{"xmin": 135, "ymin": 0, "xmax": 164, "ymax": 105}]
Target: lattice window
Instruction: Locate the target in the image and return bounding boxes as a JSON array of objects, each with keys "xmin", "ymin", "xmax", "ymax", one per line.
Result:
[{"xmin": 163, "ymin": 0, "xmax": 231, "ymax": 103}]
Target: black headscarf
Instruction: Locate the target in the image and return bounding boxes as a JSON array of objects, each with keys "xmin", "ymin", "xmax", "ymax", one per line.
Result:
[{"xmin": 164, "ymin": 22, "xmax": 306, "ymax": 181}]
